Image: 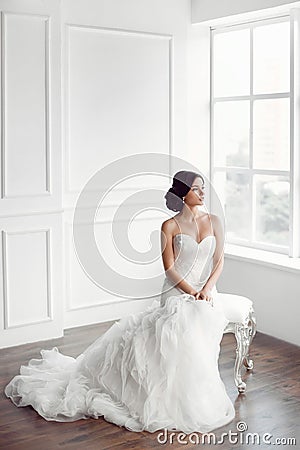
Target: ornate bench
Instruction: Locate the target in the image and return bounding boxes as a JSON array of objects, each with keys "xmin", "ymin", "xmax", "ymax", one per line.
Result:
[{"xmin": 218, "ymin": 293, "xmax": 257, "ymax": 393}]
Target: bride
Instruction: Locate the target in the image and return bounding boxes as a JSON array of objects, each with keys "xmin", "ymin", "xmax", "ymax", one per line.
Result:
[{"xmin": 4, "ymin": 170, "xmax": 235, "ymax": 434}]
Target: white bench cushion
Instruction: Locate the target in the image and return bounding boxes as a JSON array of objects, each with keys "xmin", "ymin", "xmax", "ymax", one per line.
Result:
[{"xmin": 216, "ymin": 293, "xmax": 253, "ymax": 323}]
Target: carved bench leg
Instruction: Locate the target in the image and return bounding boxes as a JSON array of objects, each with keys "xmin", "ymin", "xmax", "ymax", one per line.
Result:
[
  {"xmin": 243, "ymin": 308, "xmax": 257, "ymax": 370},
  {"xmin": 234, "ymin": 320, "xmax": 252, "ymax": 393}
]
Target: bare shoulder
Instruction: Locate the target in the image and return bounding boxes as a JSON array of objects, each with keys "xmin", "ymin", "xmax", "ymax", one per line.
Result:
[
  {"xmin": 161, "ymin": 216, "xmax": 178, "ymax": 233},
  {"xmin": 198, "ymin": 213, "xmax": 221, "ymax": 227},
  {"xmin": 209, "ymin": 214, "xmax": 222, "ymax": 226},
  {"xmin": 209, "ymin": 214, "xmax": 224, "ymax": 238}
]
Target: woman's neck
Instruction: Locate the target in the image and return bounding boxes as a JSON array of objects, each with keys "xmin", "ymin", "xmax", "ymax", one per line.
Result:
[{"xmin": 177, "ymin": 204, "xmax": 204, "ymax": 222}]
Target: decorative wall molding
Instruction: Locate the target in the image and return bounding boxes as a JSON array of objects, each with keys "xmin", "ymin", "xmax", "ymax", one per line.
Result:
[
  {"xmin": 63, "ymin": 23, "xmax": 173, "ymax": 196},
  {"xmin": 2, "ymin": 228, "xmax": 53, "ymax": 329},
  {"xmin": 0, "ymin": 11, "xmax": 51, "ymax": 199}
]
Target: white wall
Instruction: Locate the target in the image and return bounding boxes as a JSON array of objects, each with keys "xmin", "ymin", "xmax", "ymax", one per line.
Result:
[
  {"xmin": 0, "ymin": 0, "xmax": 299, "ymax": 348},
  {"xmin": 219, "ymin": 259, "xmax": 300, "ymax": 346},
  {"xmin": 0, "ymin": 0, "xmax": 191, "ymax": 347},
  {"xmin": 0, "ymin": 0, "xmax": 64, "ymax": 347},
  {"xmin": 192, "ymin": 0, "xmax": 300, "ymax": 23},
  {"xmin": 61, "ymin": 0, "xmax": 191, "ymax": 329}
]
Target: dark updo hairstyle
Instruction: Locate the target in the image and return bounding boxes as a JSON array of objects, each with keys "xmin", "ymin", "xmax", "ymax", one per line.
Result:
[{"xmin": 164, "ymin": 170, "xmax": 204, "ymax": 212}]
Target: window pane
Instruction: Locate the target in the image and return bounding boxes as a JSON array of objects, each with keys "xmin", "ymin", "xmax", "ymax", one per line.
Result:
[
  {"xmin": 254, "ymin": 175, "xmax": 289, "ymax": 245},
  {"xmin": 213, "ymin": 29, "xmax": 250, "ymax": 97},
  {"xmin": 253, "ymin": 98, "xmax": 290, "ymax": 170},
  {"xmin": 214, "ymin": 171, "xmax": 251, "ymax": 239},
  {"xmin": 253, "ymin": 21, "xmax": 290, "ymax": 95},
  {"xmin": 214, "ymin": 101, "xmax": 250, "ymax": 167}
]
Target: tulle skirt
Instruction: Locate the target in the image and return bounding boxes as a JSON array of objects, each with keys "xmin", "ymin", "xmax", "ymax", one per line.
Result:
[{"xmin": 4, "ymin": 292, "xmax": 235, "ymax": 434}]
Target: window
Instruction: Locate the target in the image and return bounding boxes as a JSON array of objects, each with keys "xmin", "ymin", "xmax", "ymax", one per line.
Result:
[{"xmin": 210, "ymin": 14, "xmax": 300, "ymax": 257}]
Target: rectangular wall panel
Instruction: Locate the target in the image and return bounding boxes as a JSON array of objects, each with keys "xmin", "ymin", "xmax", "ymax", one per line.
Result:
[
  {"xmin": 0, "ymin": 213, "xmax": 63, "ymax": 348},
  {"xmin": 65, "ymin": 25, "xmax": 171, "ymax": 195},
  {"xmin": 2, "ymin": 229, "xmax": 51, "ymax": 328},
  {"xmin": 65, "ymin": 215, "xmax": 164, "ymax": 311},
  {"xmin": 2, "ymin": 12, "xmax": 50, "ymax": 198}
]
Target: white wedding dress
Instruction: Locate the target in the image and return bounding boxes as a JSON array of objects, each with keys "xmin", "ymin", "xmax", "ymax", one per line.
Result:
[{"xmin": 4, "ymin": 233, "xmax": 235, "ymax": 434}]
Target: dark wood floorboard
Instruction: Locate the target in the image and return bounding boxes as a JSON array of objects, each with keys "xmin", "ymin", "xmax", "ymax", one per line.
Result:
[{"xmin": 0, "ymin": 321, "xmax": 299, "ymax": 450}]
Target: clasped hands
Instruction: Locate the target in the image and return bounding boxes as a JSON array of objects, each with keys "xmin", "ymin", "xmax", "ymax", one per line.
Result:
[{"xmin": 191, "ymin": 288, "xmax": 213, "ymax": 303}]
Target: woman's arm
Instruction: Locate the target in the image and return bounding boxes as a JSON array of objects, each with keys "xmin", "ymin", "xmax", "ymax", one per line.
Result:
[
  {"xmin": 161, "ymin": 220, "xmax": 198, "ymax": 296},
  {"xmin": 203, "ymin": 255, "xmax": 224, "ymax": 292},
  {"xmin": 195, "ymin": 214, "xmax": 225, "ymax": 300}
]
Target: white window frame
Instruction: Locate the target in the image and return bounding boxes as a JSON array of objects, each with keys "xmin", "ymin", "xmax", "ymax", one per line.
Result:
[{"xmin": 209, "ymin": 11, "xmax": 300, "ymax": 258}]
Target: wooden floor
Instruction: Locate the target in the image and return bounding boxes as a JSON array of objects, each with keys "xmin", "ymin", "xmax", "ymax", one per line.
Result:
[{"xmin": 0, "ymin": 321, "xmax": 299, "ymax": 450}]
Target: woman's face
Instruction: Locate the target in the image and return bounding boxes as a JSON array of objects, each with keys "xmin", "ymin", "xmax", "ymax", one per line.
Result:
[{"xmin": 184, "ymin": 177, "xmax": 205, "ymax": 206}]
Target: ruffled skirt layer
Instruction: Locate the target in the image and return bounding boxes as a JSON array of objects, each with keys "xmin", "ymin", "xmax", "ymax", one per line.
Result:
[{"xmin": 5, "ymin": 293, "xmax": 235, "ymax": 434}]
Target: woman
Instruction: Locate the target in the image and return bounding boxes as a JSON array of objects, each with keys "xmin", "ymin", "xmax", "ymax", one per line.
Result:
[
  {"xmin": 4, "ymin": 170, "xmax": 235, "ymax": 434},
  {"xmin": 160, "ymin": 170, "xmax": 225, "ymax": 308}
]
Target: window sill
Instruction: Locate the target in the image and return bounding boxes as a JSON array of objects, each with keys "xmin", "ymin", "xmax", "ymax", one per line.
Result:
[{"xmin": 224, "ymin": 243, "xmax": 300, "ymax": 274}]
